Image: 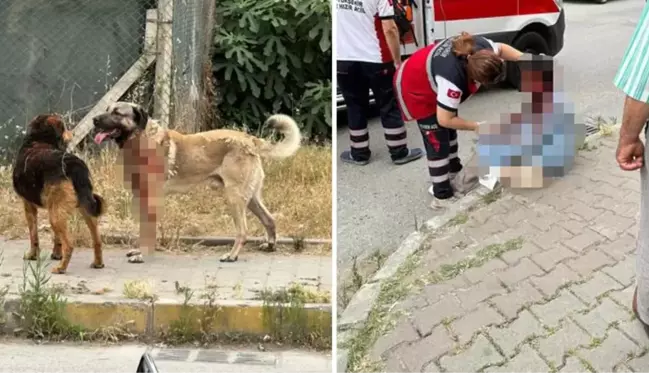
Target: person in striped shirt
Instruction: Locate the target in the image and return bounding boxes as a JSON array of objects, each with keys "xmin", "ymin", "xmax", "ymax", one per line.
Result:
[{"xmin": 613, "ymin": 0, "xmax": 649, "ymax": 336}]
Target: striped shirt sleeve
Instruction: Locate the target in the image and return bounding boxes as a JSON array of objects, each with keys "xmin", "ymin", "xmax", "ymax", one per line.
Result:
[{"xmin": 614, "ymin": 1, "xmax": 649, "ymax": 103}]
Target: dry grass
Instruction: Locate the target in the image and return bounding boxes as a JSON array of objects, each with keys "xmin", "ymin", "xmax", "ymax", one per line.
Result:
[{"xmin": 0, "ymin": 144, "xmax": 331, "ymax": 254}]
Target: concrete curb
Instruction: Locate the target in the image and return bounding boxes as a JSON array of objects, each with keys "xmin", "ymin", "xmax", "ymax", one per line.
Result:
[
  {"xmin": 335, "ymin": 126, "xmax": 612, "ymax": 372},
  {"xmin": 1, "ymin": 294, "xmax": 332, "ymax": 341},
  {"xmin": 336, "ymin": 185, "xmax": 492, "ymax": 372}
]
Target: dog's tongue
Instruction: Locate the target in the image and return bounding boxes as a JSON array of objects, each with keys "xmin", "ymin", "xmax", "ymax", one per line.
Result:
[{"xmin": 94, "ymin": 132, "xmax": 111, "ymax": 145}]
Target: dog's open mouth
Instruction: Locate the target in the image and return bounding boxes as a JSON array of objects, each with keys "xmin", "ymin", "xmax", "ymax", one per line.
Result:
[{"xmin": 94, "ymin": 129, "xmax": 121, "ymax": 144}]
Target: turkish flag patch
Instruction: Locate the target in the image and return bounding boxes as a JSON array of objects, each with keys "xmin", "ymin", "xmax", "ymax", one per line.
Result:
[{"xmin": 447, "ymin": 88, "xmax": 461, "ymax": 99}]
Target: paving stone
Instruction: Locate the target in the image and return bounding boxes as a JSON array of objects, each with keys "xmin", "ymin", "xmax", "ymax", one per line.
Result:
[
  {"xmin": 531, "ymin": 245, "xmax": 578, "ymax": 271},
  {"xmin": 369, "ymin": 320, "xmax": 420, "ymax": 360},
  {"xmin": 602, "ymin": 256, "xmax": 635, "ymax": 287},
  {"xmin": 391, "ymin": 326, "xmax": 455, "ymax": 372},
  {"xmin": 382, "ymin": 353, "xmax": 407, "ymax": 372},
  {"xmin": 411, "ymin": 295, "xmax": 464, "ymax": 336},
  {"xmin": 528, "ymin": 208, "xmax": 566, "ymax": 232},
  {"xmin": 420, "ymin": 278, "xmax": 468, "ymax": 305},
  {"xmin": 490, "ymin": 280, "xmax": 545, "ymax": 320},
  {"xmin": 563, "ymin": 229, "xmax": 607, "ymax": 253},
  {"xmin": 627, "ymin": 349, "xmax": 649, "ymax": 372},
  {"xmin": 542, "ymin": 193, "xmax": 574, "ymax": 211},
  {"xmin": 566, "ymin": 201, "xmax": 604, "ymax": 221},
  {"xmin": 422, "ymin": 361, "xmax": 441, "ymax": 372},
  {"xmin": 489, "ymin": 310, "xmax": 545, "ymax": 358},
  {"xmin": 608, "ymin": 286, "xmax": 635, "ymax": 313},
  {"xmin": 501, "ymin": 205, "xmax": 535, "ymax": 228},
  {"xmin": 532, "ymin": 225, "xmax": 574, "ymax": 250},
  {"xmin": 439, "ymin": 334, "xmax": 504, "ymax": 372},
  {"xmin": 597, "ymin": 234, "xmax": 637, "ymax": 261},
  {"xmin": 531, "ymin": 263, "xmax": 582, "ymax": 297},
  {"xmin": 572, "ymin": 272, "xmax": 624, "ymax": 306},
  {"xmin": 451, "ymin": 303, "xmax": 504, "ymax": 345},
  {"xmin": 577, "ymin": 328, "xmax": 642, "ymax": 373},
  {"xmin": 484, "ymin": 345, "xmax": 549, "ymax": 373},
  {"xmin": 537, "ymin": 318, "xmax": 591, "ymax": 367},
  {"xmin": 618, "ymin": 319, "xmax": 649, "ymax": 345},
  {"xmin": 566, "ymin": 249, "xmax": 616, "ymax": 277},
  {"xmin": 590, "ymin": 210, "xmax": 636, "ymax": 241},
  {"xmin": 463, "ymin": 259, "xmax": 508, "ymax": 284},
  {"xmin": 456, "ymin": 277, "xmax": 506, "ymax": 311},
  {"xmin": 496, "ymin": 258, "xmax": 545, "ymax": 288},
  {"xmin": 559, "ymin": 357, "xmax": 587, "ymax": 373},
  {"xmin": 571, "ymin": 298, "xmax": 631, "ymax": 339},
  {"xmin": 530, "ymin": 290, "xmax": 588, "ymax": 328},
  {"xmin": 562, "ymin": 218, "xmax": 589, "ymax": 236},
  {"xmin": 614, "ymin": 363, "xmax": 634, "ymax": 373},
  {"xmin": 501, "ymin": 241, "xmax": 543, "ymax": 265}
]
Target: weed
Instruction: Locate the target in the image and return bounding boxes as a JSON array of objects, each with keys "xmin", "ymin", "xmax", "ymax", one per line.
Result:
[
  {"xmin": 482, "ymin": 189, "xmax": 502, "ymax": 205},
  {"xmin": 432, "ymin": 238, "xmax": 523, "ymax": 282},
  {"xmin": 448, "ymin": 213, "xmax": 469, "ymax": 226},
  {"xmin": 122, "ymin": 280, "xmax": 156, "ymax": 301},
  {"xmin": 260, "ymin": 282, "xmax": 331, "ymax": 349},
  {"xmin": 165, "ymin": 281, "xmax": 197, "ymax": 344},
  {"xmin": 15, "ymin": 255, "xmax": 83, "ymax": 340}
]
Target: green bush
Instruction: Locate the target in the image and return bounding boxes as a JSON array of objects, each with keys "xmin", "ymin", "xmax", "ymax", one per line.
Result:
[{"xmin": 212, "ymin": 0, "xmax": 332, "ymax": 142}]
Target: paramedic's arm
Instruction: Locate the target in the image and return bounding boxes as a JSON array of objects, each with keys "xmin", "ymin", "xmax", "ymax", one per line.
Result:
[
  {"xmin": 497, "ymin": 43, "xmax": 524, "ymax": 61},
  {"xmin": 484, "ymin": 37, "xmax": 524, "ymax": 61},
  {"xmin": 435, "ymin": 76, "xmax": 480, "ymax": 131},
  {"xmin": 378, "ymin": 0, "xmax": 402, "ymax": 66}
]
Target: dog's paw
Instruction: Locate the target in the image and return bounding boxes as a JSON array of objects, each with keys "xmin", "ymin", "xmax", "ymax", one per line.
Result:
[
  {"xmin": 23, "ymin": 252, "xmax": 38, "ymax": 261},
  {"xmin": 126, "ymin": 249, "xmax": 141, "ymax": 258},
  {"xmin": 258, "ymin": 242, "xmax": 276, "ymax": 252},
  {"xmin": 51, "ymin": 266, "xmax": 66, "ymax": 274},
  {"xmin": 219, "ymin": 255, "xmax": 238, "ymax": 263},
  {"xmin": 90, "ymin": 262, "xmax": 105, "ymax": 269},
  {"xmin": 51, "ymin": 253, "xmax": 62, "ymax": 260},
  {"xmin": 127, "ymin": 254, "xmax": 144, "ymax": 264}
]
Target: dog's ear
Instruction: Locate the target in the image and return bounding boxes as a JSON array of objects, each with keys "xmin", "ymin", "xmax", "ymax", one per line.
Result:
[
  {"xmin": 27, "ymin": 115, "xmax": 49, "ymax": 134},
  {"xmin": 132, "ymin": 105, "xmax": 149, "ymax": 130}
]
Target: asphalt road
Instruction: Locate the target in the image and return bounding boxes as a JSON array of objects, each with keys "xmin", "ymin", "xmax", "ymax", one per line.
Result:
[
  {"xmin": 0, "ymin": 340, "xmax": 331, "ymax": 373},
  {"xmin": 336, "ymin": 0, "xmax": 643, "ymax": 275}
]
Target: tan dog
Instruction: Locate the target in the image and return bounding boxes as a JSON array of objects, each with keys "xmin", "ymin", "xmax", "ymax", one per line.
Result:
[{"xmin": 91, "ymin": 102, "xmax": 302, "ymax": 262}]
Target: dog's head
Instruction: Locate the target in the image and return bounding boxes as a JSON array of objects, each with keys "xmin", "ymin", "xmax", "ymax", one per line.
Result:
[
  {"xmin": 92, "ymin": 102, "xmax": 149, "ymax": 147},
  {"xmin": 25, "ymin": 114, "xmax": 72, "ymax": 148}
]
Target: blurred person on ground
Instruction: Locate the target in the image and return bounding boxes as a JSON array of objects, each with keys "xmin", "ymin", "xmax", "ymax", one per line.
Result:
[
  {"xmin": 477, "ymin": 53, "xmax": 582, "ymax": 189},
  {"xmin": 393, "ymin": 31, "xmax": 524, "ymax": 209},
  {"xmin": 336, "ymin": 0, "xmax": 424, "ymax": 166},
  {"xmin": 613, "ymin": 0, "xmax": 649, "ymax": 337}
]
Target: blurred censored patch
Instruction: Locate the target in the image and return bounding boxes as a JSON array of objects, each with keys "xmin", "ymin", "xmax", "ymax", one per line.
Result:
[{"xmin": 476, "ymin": 54, "xmax": 586, "ymax": 188}]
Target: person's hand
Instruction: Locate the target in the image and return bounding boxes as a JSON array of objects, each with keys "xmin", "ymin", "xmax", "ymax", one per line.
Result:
[
  {"xmin": 616, "ymin": 136, "xmax": 644, "ymax": 171},
  {"xmin": 474, "ymin": 121, "xmax": 486, "ymax": 132},
  {"xmin": 394, "ymin": 60, "xmax": 402, "ymax": 70}
]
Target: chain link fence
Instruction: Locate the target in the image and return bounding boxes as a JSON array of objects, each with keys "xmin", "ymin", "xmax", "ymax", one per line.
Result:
[{"xmin": 0, "ymin": 0, "xmax": 216, "ymax": 162}]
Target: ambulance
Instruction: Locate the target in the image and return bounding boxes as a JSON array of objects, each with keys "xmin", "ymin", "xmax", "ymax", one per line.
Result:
[{"xmin": 336, "ymin": 0, "xmax": 566, "ymax": 111}]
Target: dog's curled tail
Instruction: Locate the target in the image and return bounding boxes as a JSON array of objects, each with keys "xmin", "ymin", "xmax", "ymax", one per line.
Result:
[
  {"xmin": 259, "ymin": 114, "xmax": 302, "ymax": 159},
  {"xmin": 67, "ymin": 157, "xmax": 107, "ymax": 218}
]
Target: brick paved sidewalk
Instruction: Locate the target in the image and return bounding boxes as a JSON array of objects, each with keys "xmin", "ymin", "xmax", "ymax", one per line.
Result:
[{"xmin": 359, "ymin": 134, "xmax": 649, "ymax": 372}]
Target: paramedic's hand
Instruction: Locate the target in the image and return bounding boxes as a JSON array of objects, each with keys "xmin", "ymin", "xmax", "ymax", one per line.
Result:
[
  {"xmin": 394, "ymin": 60, "xmax": 402, "ymax": 70},
  {"xmin": 617, "ymin": 136, "xmax": 644, "ymax": 171},
  {"xmin": 474, "ymin": 121, "xmax": 486, "ymax": 132}
]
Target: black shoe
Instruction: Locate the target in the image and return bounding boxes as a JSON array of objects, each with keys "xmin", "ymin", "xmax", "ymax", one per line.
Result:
[
  {"xmin": 340, "ymin": 150, "xmax": 370, "ymax": 166},
  {"xmin": 392, "ymin": 148, "xmax": 424, "ymax": 165}
]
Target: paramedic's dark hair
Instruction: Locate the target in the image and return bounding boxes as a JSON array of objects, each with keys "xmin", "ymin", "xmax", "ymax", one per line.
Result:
[{"xmin": 452, "ymin": 31, "xmax": 504, "ymax": 85}]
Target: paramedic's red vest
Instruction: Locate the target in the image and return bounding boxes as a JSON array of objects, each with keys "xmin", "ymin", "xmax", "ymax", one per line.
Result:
[{"xmin": 394, "ymin": 36, "xmax": 493, "ymax": 121}]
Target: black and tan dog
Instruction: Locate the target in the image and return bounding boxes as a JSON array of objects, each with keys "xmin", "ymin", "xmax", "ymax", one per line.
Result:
[
  {"xmin": 12, "ymin": 114, "xmax": 106, "ymax": 274},
  {"xmin": 91, "ymin": 102, "xmax": 302, "ymax": 263}
]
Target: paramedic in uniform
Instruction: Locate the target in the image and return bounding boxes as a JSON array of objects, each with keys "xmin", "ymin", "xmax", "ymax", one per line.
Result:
[
  {"xmin": 337, "ymin": 0, "xmax": 424, "ymax": 165},
  {"xmin": 394, "ymin": 32, "xmax": 524, "ymax": 208}
]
